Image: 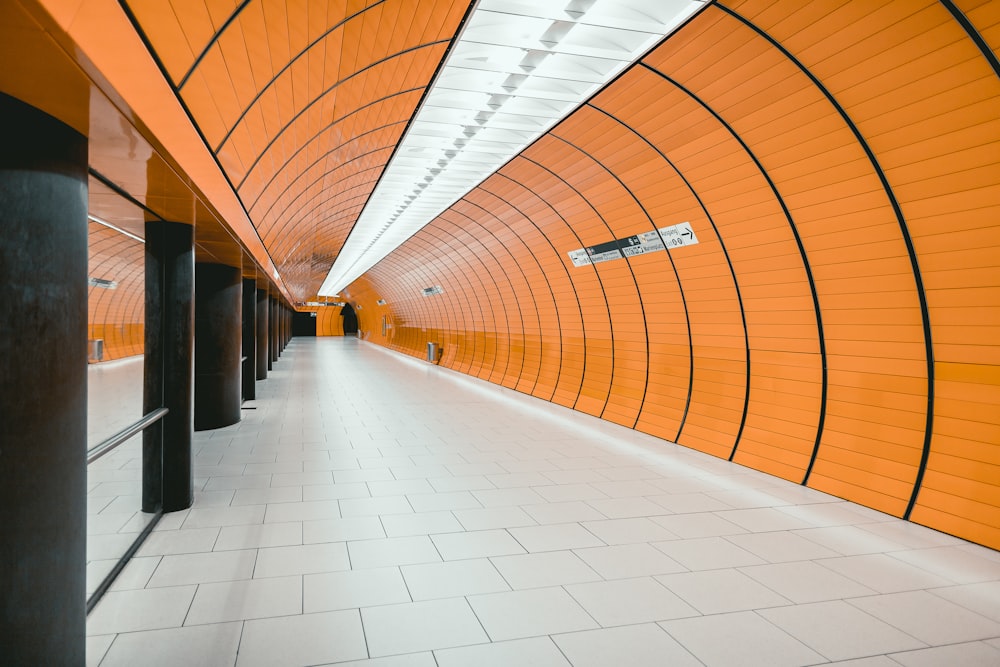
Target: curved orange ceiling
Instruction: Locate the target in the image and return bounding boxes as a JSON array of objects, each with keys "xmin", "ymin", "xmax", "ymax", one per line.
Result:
[{"xmin": 122, "ymin": 0, "xmax": 473, "ymax": 300}]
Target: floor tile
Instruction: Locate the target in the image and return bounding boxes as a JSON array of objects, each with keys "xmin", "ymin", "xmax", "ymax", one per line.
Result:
[
  {"xmin": 108, "ymin": 556, "xmax": 161, "ymax": 591},
  {"xmin": 237, "ymin": 610, "xmax": 368, "ymax": 667},
  {"xmin": 348, "ymin": 535, "xmax": 442, "ymax": 568},
  {"xmin": 490, "ymin": 551, "xmax": 601, "ymax": 589},
  {"xmin": 334, "ymin": 469, "xmax": 395, "ymax": 483},
  {"xmin": 136, "ymin": 527, "xmax": 220, "ymax": 556},
  {"xmin": 533, "ymin": 483, "xmax": 607, "ymax": 503},
  {"xmin": 509, "ymin": 523, "xmax": 605, "ymax": 552},
  {"xmin": 715, "ymin": 508, "xmax": 811, "ymax": 532},
  {"xmin": 660, "ymin": 610, "xmax": 824, "ymax": 667},
  {"xmin": 407, "ymin": 491, "xmax": 482, "ymax": 512},
  {"xmin": 565, "ymin": 576, "xmax": 698, "ymax": 626},
  {"xmin": 468, "ymin": 587, "xmax": 599, "ymax": 641},
  {"xmin": 362, "ymin": 598, "xmax": 488, "ymax": 657},
  {"xmin": 656, "ymin": 568, "xmax": 790, "ymax": 614},
  {"xmin": 340, "ymin": 495, "xmax": 413, "ymax": 517},
  {"xmin": 431, "ymin": 529, "xmax": 526, "ymax": 559},
  {"xmin": 574, "ymin": 543, "xmax": 687, "ymax": 579},
  {"xmin": 302, "ymin": 484, "xmax": 380, "ymax": 501},
  {"xmin": 99, "ymin": 621, "xmax": 242, "ymax": 667},
  {"xmin": 759, "ymin": 600, "xmax": 926, "ymax": 661},
  {"xmin": 650, "ymin": 493, "xmax": 732, "ymax": 513},
  {"xmin": 472, "ymin": 487, "xmax": 546, "ymax": 507},
  {"xmin": 580, "ymin": 517, "xmax": 676, "ymax": 545},
  {"xmin": 86, "ymin": 634, "xmax": 114, "ymax": 667},
  {"xmin": 856, "ymin": 521, "xmax": 965, "ymax": 550},
  {"xmin": 186, "ymin": 575, "xmax": 302, "ymax": 624},
  {"xmin": 270, "ymin": 471, "xmax": 334, "ymax": 487},
  {"xmin": 817, "ymin": 553, "xmax": 952, "ymax": 593},
  {"xmin": 791, "ymin": 525, "xmax": 908, "ymax": 555},
  {"xmin": 725, "ymin": 530, "xmax": 840, "ymax": 563},
  {"xmin": 651, "ymin": 512, "xmax": 747, "ymax": 538},
  {"xmin": 86, "ymin": 586, "xmax": 197, "ymax": 635},
  {"xmin": 381, "ymin": 510, "xmax": 465, "ymax": 537},
  {"xmin": 848, "ymin": 590, "xmax": 1000, "ymax": 645},
  {"xmin": 485, "ymin": 472, "xmax": 552, "ymax": 488},
  {"xmin": 215, "ymin": 522, "xmax": 302, "ymax": 550},
  {"xmin": 890, "ymin": 545, "xmax": 1000, "ymax": 584},
  {"xmin": 401, "ymin": 558, "xmax": 510, "ymax": 600},
  {"xmin": 303, "ymin": 516, "xmax": 386, "ymax": 543},
  {"xmin": 585, "ymin": 497, "xmax": 668, "ymax": 519},
  {"xmin": 888, "ymin": 641, "xmax": 1000, "ymax": 666},
  {"xmin": 522, "ymin": 501, "xmax": 607, "ymax": 524},
  {"xmin": 304, "ymin": 567, "xmax": 411, "ymax": 612},
  {"xmin": 453, "ymin": 506, "xmax": 537, "ymax": 530},
  {"xmin": 232, "ymin": 486, "xmax": 303, "ymax": 506},
  {"xmin": 553, "ymin": 623, "xmax": 701, "ymax": 667},
  {"xmin": 740, "ymin": 561, "xmax": 877, "ymax": 603},
  {"xmin": 930, "ymin": 581, "xmax": 1000, "ymax": 623},
  {"xmin": 428, "ymin": 475, "xmax": 496, "ymax": 492},
  {"xmin": 253, "ymin": 542, "xmax": 349, "ymax": 577},
  {"xmin": 264, "ymin": 500, "xmax": 342, "ymax": 523},
  {"xmin": 435, "ymin": 637, "xmax": 570, "ymax": 667},
  {"xmin": 181, "ymin": 505, "xmax": 265, "ymax": 529},
  {"xmin": 368, "ymin": 479, "xmax": 435, "ymax": 497},
  {"xmin": 146, "ymin": 549, "xmax": 257, "ymax": 587},
  {"xmin": 654, "ymin": 536, "xmax": 766, "ymax": 570},
  {"xmin": 325, "ymin": 654, "xmax": 437, "ymax": 667}
]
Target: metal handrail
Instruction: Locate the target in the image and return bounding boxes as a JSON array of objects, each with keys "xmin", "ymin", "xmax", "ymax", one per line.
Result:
[{"xmin": 86, "ymin": 407, "xmax": 169, "ymax": 464}]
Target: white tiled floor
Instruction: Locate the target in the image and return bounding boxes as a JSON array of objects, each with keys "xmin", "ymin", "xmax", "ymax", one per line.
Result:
[{"xmin": 87, "ymin": 337, "xmax": 1000, "ymax": 666}]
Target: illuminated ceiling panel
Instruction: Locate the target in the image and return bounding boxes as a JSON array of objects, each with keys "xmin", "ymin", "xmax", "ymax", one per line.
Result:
[{"xmin": 320, "ymin": 0, "xmax": 707, "ymax": 295}]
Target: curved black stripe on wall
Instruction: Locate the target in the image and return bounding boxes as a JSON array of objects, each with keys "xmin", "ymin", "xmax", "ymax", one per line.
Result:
[
  {"xmin": 584, "ymin": 102, "xmax": 748, "ymax": 446},
  {"xmin": 488, "ymin": 173, "xmax": 585, "ymax": 403},
  {"xmin": 176, "ymin": 0, "xmax": 253, "ymax": 90},
  {"xmin": 940, "ymin": 0, "xmax": 1000, "ymax": 81},
  {"xmin": 549, "ymin": 130, "xmax": 691, "ymax": 433},
  {"xmin": 548, "ymin": 134, "xmax": 654, "ymax": 426},
  {"xmin": 518, "ymin": 154, "xmax": 626, "ymax": 418},
  {"xmin": 714, "ymin": 3, "xmax": 936, "ymax": 511},
  {"xmin": 240, "ymin": 90, "xmax": 419, "ymax": 194},
  {"xmin": 208, "ymin": 0, "xmax": 390, "ymax": 151},
  {"xmin": 641, "ymin": 63, "xmax": 828, "ymax": 468},
  {"xmin": 503, "ymin": 161, "xmax": 613, "ymax": 413},
  {"xmin": 456, "ymin": 199, "xmax": 552, "ymax": 395}
]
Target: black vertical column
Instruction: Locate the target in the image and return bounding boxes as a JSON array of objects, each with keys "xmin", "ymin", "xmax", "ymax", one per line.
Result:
[
  {"xmin": 241, "ymin": 278, "xmax": 256, "ymax": 401},
  {"xmin": 0, "ymin": 94, "xmax": 88, "ymax": 665},
  {"xmin": 270, "ymin": 296, "xmax": 279, "ymax": 362},
  {"xmin": 282, "ymin": 306, "xmax": 289, "ymax": 350},
  {"xmin": 144, "ymin": 220, "xmax": 195, "ymax": 513},
  {"xmin": 194, "ymin": 263, "xmax": 242, "ymax": 430},
  {"xmin": 256, "ymin": 288, "xmax": 269, "ymax": 379}
]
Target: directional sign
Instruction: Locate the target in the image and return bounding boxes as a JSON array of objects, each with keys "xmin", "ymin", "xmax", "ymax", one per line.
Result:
[
  {"xmin": 619, "ymin": 230, "xmax": 665, "ymax": 257},
  {"xmin": 567, "ymin": 223, "xmax": 697, "ymax": 268},
  {"xmin": 657, "ymin": 221, "xmax": 698, "ymax": 248},
  {"xmin": 568, "ymin": 248, "xmax": 592, "ymax": 267}
]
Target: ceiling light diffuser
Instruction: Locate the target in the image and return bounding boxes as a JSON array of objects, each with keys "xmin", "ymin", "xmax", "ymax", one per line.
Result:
[{"xmin": 319, "ymin": 0, "xmax": 706, "ymax": 296}]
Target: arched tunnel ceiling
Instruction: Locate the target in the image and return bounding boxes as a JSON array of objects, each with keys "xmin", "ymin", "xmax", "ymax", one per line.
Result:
[
  {"xmin": 124, "ymin": 0, "xmax": 474, "ymax": 301},
  {"xmin": 121, "ymin": 0, "xmax": 709, "ymax": 301}
]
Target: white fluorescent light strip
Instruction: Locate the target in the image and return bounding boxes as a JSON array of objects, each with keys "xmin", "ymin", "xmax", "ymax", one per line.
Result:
[
  {"xmin": 319, "ymin": 0, "xmax": 706, "ymax": 296},
  {"xmin": 88, "ymin": 214, "xmax": 145, "ymax": 243}
]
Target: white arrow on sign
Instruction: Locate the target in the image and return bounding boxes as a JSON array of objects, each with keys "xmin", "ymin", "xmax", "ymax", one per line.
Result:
[{"xmin": 658, "ymin": 221, "xmax": 699, "ymax": 248}]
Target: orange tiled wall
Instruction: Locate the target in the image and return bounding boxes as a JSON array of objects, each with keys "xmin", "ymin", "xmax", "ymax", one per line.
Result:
[
  {"xmin": 349, "ymin": 1, "xmax": 1000, "ymax": 548},
  {"xmin": 88, "ymin": 221, "xmax": 144, "ymax": 361}
]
